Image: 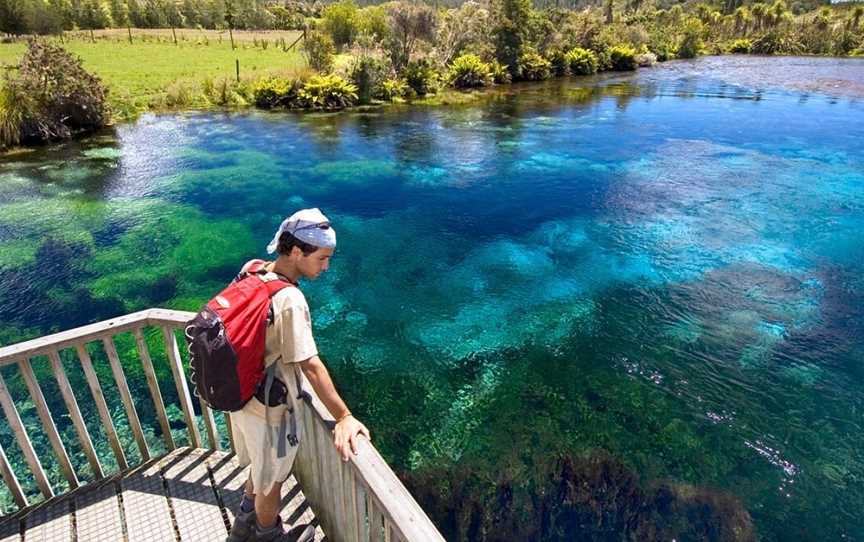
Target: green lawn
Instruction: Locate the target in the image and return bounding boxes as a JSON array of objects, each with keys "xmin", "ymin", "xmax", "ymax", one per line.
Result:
[{"xmin": 0, "ymin": 33, "xmax": 307, "ymax": 119}]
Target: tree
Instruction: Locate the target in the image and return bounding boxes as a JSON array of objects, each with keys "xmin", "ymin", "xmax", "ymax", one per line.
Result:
[
  {"xmin": 435, "ymin": 1, "xmax": 490, "ymax": 65},
  {"xmin": 322, "ymin": 0, "xmax": 358, "ymax": 51},
  {"xmin": 492, "ymin": 0, "xmax": 531, "ymax": 74},
  {"xmin": 385, "ymin": 1, "xmax": 436, "ymax": 71},
  {"xmin": 0, "ymin": 0, "xmax": 30, "ymax": 34}
]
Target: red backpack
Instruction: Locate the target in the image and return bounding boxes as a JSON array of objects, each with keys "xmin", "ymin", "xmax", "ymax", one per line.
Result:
[{"xmin": 185, "ymin": 260, "xmax": 294, "ymax": 412}]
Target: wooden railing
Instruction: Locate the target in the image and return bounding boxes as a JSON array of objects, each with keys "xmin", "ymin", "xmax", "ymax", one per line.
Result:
[{"xmin": 0, "ymin": 309, "xmax": 444, "ymax": 542}]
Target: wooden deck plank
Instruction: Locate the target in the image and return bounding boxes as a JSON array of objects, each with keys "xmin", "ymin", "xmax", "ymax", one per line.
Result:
[
  {"xmin": 22, "ymin": 500, "xmax": 72, "ymax": 542},
  {"xmin": 121, "ymin": 459, "xmax": 176, "ymax": 542},
  {"xmin": 0, "ymin": 517, "xmax": 20, "ymax": 542},
  {"xmin": 74, "ymin": 481, "xmax": 124, "ymax": 542},
  {"xmin": 162, "ymin": 448, "xmax": 226, "ymax": 541}
]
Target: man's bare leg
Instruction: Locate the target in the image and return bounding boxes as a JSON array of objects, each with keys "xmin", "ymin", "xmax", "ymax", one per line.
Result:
[{"xmin": 255, "ymin": 480, "xmax": 283, "ymax": 529}]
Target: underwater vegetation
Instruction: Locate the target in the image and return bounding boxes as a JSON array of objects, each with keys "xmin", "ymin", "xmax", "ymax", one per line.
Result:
[{"xmin": 1, "ymin": 59, "xmax": 864, "ymax": 539}]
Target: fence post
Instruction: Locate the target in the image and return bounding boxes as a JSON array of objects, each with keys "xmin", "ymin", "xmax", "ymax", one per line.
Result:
[{"xmin": 236, "ymin": 59, "xmax": 240, "ymax": 83}]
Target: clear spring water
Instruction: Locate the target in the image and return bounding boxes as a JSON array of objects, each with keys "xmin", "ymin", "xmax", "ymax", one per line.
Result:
[{"xmin": 0, "ymin": 56, "xmax": 863, "ymax": 539}]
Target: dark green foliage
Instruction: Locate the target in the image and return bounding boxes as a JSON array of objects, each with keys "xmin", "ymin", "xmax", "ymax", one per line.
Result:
[
  {"xmin": 349, "ymin": 51, "xmax": 391, "ymax": 103},
  {"xmin": 547, "ymin": 49, "xmax": 570, "ymax": 77},
  {"xmin": 565, "ymin": 47, "xmax": 599, "ymax": 75},
  {"xmin": 492, "ymin": 0, "xmax": 532, "ymax": 77},
  {"xmin": 404, "ymin": 452, "xmax": 757, "ymax": 541},
  {"xmin": 448, "ymin": 53, "xmax": 493, "ymax": 89},
  {"xmin": 403, "ymin": 58, "xmax": 438, "ymax": 96},
  {"xmin": 751, "ymin": 29, "xmax": 803, "ymax": 54},
  {"xmin": 608, "ymin": 44, "xmax": 637, "ymax": 71},
  {"xmin": 516, "ymin": 50, "xmax": 551, "ymax": 81},
  {"xmin": 0, "ymin": 40, "xmax": 108, "ymax": 148},
  {"xmin": 302, "ymin": 30, "xmax": 336, "ymax": 73}
]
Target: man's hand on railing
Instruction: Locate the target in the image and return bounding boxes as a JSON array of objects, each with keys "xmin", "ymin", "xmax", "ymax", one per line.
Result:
[{"xmin": 334, "ymin": 415, "xmax": 370, "ymax": 461}]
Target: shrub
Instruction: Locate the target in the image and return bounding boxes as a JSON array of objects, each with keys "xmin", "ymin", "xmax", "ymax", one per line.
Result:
[
  {"xmin": 448, "ymin": 53, "xmax": 493, "ymax": 88},
  {"xmin": 0, "ymin": 85, "xmax": 28, "ymax": 147},
  {"xmin": 751, "ymin": 29, "xmax": 803, "ymax": 55},
  {"xmin": 547, "ymin": 49, "xmax": 569, "ymax": 76},
  {"xmin": 677, "ymin": 18, "xmax": 704, "ymax": 59},
  {"xmin": 516, "ymin": 51, "xmax": 551, "ymax": 81},
  {"xmin": 378, "ymin": 78, "xmax": 410, "ymax": 100},
  {"xmin": 565, "ymin": 47, "xmax": 598, "ymax": 75},
  {"xmin": 608, "ymin": 45, "xmax": 637, "ymax": 71},
  {"xmin": 348, "ymin": 51, "xmax": 391, "ymax": 103},
  {"xmin": 729, "ymin": 38, "xmax": 752, "ymax": 53},
  {"xmin": 385, "ymin": 1, "xmax": 437, "ymax": 71},
  {"xmin": 297, "ymin": 74, "xmax": 358, "ymax": 109},
  {"xmin": 252, "ymin": 77, "xmax": 300, "ymax": 108},
  {"xmin": 303, "ymin": 31, "xmax": 336, "ymax": 73},
  {"xmin": 356, "ymin": 5, "xmax": 390, "ymax": 42},
  {"xmin": 321, "ymin": 0, "xmax": 358, "ymax": 51},
  {"xmin": 489, "ymin": 60, "xmax": 512, "ymax": 84},
  {"xmin": 403, "ymin": 58, "xmax": 439, "ymax": 96},
  {"xmin": 0, "ymin": 40, "xmax": 108, "ymax": 147}
]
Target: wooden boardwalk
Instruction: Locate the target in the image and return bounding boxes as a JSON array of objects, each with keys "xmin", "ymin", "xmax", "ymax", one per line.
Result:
[{"xmin": 0, "ymin": 447, "xmax": 326, "ymax": 542}]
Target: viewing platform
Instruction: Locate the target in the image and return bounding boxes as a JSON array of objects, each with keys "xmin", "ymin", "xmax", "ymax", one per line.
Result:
[{"xmin": 0, "ymin": 309, "xmax": 444, "ymax": 542}]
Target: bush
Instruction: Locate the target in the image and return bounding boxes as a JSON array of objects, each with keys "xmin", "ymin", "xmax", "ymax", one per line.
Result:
[
  {"xmin": 729, "ymin": 38, "xmax": 752, "ymax": 53},
  {"xmin": 608, "ymin": 45, "xmax": 637, "ymax": 71},
  {"xmin": 321, "ymin": 0, "xmax": 358, "ymax": 51},
  {"xmin": 0, "ymin": 40, "xmax": 108, "ymax": 148},
  {"xmin": 489, "ymin": 60, "xmax": 512, "ymax": 84},
  {"xmin": 448, "ymin": 53, "xmax": 493, "ymax": 88},
  {"xmin": 252, "ymin": 77, "xmax": 301, "ymax": 108},
  {"xmin": 348, "ymin": 51, "xmax": 391, "ymax": 103},
  {"xmin": 303, "ymin": 31, "xmax": 336, "ymax": 73},
  {"xmin": 378, "ymin": 78, "xmax": 410, "ymax": 100},
  {"xmin": 297, "ymin": 74, "xmax": 358, "ymax": 109},
  {"xmin": 516, "ymin": 51, "xmax": 551, "ymax": 81},
  {"xmin": 547, "ymin": 49, "xmax": 569, "ymax": 76},
  {"xmin": 385, "ymin": 1, "xmax": 437, "ymax": 71},
  {"xmin": 565, "ymin": 47, "xmax": 598, "ymax": 75},
  {"xmin": 677, "ymin": 18, "xmax": 704, "ymax": 59},
  {"xmin": 403, "ymin": 58, "xmax": 439, "ymax": 96},
  {"xmin": 356, "ymin": 5, "xmax": 390, "ymax": 42}
]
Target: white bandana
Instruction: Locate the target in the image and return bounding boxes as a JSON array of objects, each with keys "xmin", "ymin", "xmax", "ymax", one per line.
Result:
[{"xmin": 266, "ymin": 208, "xmax": 337, "ymax": 254}]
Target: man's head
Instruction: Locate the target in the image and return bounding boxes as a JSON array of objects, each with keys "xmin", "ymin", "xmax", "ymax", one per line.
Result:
[{"xmin": 267, "ymin": 208, "xmax": 336, "ymax": 279}]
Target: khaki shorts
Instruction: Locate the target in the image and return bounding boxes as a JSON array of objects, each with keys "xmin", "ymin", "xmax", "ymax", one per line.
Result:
[{"xmin": 230, "ymin": 397, "xmax": 301, "ymax": 496}]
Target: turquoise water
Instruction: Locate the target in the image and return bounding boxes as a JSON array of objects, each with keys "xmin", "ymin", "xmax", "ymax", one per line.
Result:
[{"xmin": 1, "ymin": 56, "xmax": 863, "ymax": 539}]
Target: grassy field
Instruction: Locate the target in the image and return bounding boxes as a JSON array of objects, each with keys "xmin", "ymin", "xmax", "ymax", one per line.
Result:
[{"xmin": 0, "ymin": 30, "xmax": 307, "ymax": 120}]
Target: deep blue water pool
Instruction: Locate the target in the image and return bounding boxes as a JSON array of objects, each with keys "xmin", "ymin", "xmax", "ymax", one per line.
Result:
[{"xmin": 1, "ymin": 56, "xmax": 863, "ymax": 540}]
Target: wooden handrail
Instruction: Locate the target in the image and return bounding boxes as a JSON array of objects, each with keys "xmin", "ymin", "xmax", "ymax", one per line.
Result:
[{"xmin": 0, "ymin": 309, "xmax": 445, "ymax": 541}]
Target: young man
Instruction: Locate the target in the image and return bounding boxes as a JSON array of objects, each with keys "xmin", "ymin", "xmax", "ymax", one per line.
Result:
[{"xmin": 227, "ymin": 208, "xmax": 370, "ymax": 542}]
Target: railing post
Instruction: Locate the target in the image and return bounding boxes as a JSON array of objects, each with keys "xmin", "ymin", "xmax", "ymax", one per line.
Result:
[
  {"xmin": 76, "ymin": 344, "xmax": 128, "ymax": 471},
  {"xmin": 0, "ymin": 437, "xmax": 27, "ymax": 509},
  {"xmin": 18, "ymin": 358, "xmax": 79, "ymax": 489},
  {"xmin": 47, "ymin": 349, "xmax": 104, "ymax": 480},
  {"xmin": 161, "ymin": 326, "xmax": 201, "ymax": 448},
  {"xmin": 0, "ymin": 371, "xmax": 53, "ymax": 499},
  {"xmin": 133, "ymin": 328, "xmax": 175, "ymax": 451},
  {"xmin": 200, "ymin": 402, "xmax": 220, "ymax": 451},
  {"xmin": 102, "ymin": 337, "xmax": 151, "ymax": 462}
]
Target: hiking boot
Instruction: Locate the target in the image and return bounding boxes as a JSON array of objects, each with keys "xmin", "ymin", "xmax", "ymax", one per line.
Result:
[
  {"xmin": 253, "ymin": 520, "xmax": 315, "ymax": 542},
  {"xmin": 226, "ymin": 509, "xmax": 256, "ymax": 542}
]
